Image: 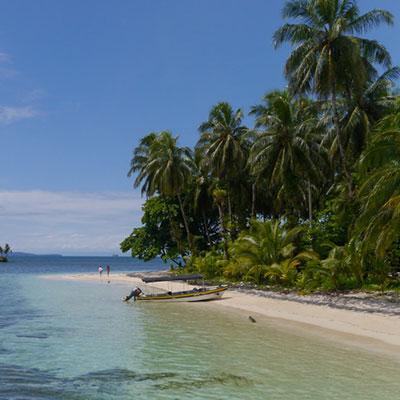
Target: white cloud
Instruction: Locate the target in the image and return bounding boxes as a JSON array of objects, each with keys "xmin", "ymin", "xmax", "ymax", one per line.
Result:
[
  {"xmin": 0, "ymin": 52, "xmax": 10, "ymax": 63},
  {"xmin": 0, "ymin": 105, "xmax": 39, "ymax": 124},
  {"xmin": 0, "ymin": 51, "xmax": 18, "ymax": 79},
  {"xmin": 21, "ymin": 88, "xmax": 46, "ymax": 103},
  {"xmin": 0, "ymin": 190, "xmax": 145, "ymax": 255},
  {"xmin": 0, "ymin": 51, "xmax": 41, "ymax": 123}
]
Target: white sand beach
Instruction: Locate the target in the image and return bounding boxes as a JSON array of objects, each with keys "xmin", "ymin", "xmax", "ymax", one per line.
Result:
[{"xmin": 43, "ymin": 273, "xmax": 400, "ymax": 350}]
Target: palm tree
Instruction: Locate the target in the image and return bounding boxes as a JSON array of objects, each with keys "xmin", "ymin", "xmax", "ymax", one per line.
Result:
[
  {"xmin": 225, "ymin": 220, "xmax": 316, "ymax": 283},
  {"xmin": 127, "ymin": 132, "xmax": 157, "ymax": 196},
  {"xmin": 320, "ymin": 67, "xmax": 400, "ymax": 165},
  {"xmin": 192, "ymin": 150, "xmax": 214, "ymax": 246},
  {"xmin": 128, "ymin": 131, "xmax": 196, "ymax": 255},
  {"xmin": 128, "ymin": 132, "xmax": 179, "ymax": 247},
  {"xmin": 4, "ymin": 243, "xmax": 11, "ymax": 256},
  {"xmin": 321, "ymin": 238, "xmax": 364, "ymax": 287},
  {"xmin": 213, "ymin": 189, "xmax": 230, "ymax": 260},
  {"xmin": 145, "ymin": 131, "xmax": 196, "ymax": 254},
  {"xmin": 273, "ymin": 0, "xmax": 394, "ymax": 195},
  {"xmin": 377, "ymin": 94, "xmax": 400, "ymax": 131},
  {"xmin": 197, "ymin": 101, "xmax": 248, "ymax": 223},
  {"xmin": 358, "ymin": 126, "xmax": 400, "ymax": 259},
  {"xmin": 249, "ymin": 90, "xmax": 326, "ymax": 224}
]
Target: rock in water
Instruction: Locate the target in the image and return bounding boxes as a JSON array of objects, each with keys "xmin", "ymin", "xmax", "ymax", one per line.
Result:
[{"xmin": 248, "ymin": 316, "xmax": 256, "ymax": 323}]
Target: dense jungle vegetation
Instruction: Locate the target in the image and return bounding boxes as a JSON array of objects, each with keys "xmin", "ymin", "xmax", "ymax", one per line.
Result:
[{"xmin": 121, "ymin": 0, "xmax": 400, "ymax": 293}]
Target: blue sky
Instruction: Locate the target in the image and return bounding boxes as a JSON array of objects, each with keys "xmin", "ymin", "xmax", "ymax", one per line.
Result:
[{"xmin": 1, "ymin": 0, "xmax": 400, "ymax": 255}]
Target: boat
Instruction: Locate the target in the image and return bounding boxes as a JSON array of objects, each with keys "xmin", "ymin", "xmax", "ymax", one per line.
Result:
[{"xmin": 122, "ymin": 274, "xmax": 227, "ymax": 302}]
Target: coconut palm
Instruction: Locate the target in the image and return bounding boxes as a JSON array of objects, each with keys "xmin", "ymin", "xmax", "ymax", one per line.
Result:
[
  {"xmin": 321, "ymin": 236, "xmax": 365, "ymax": 287},
  {"xmin": 358, "ymin": 126, "xmax": 400, "ymax": 258},
  {"xmin": 375, "ymin": 93, "xmax": 400, "ymax": 131},
  {"xmin": 264, "ymin": 259, "xmax": 301, "ymax": 286},
  {"xmin": 4, "ymin": 243, "xmax": 11, "ymax": 256},
  {"xmin": 320, "ymin": 67, "xmax": 400, "ymax": 165},
  {"xmin": 128, "ymin": 132, "xmax": 180, "ymax": 248},
  {"xmin": 273, "ymin": 0, "xmax": 394, "ymax": 195},
  {"xmin": 249, "ymin": 90, "xmax": 326, "ymax": 224},
  {"xmin": 145, "ymin": 131, "xmax": 196, "ymax": 254},
  {"xmin": 213, "ymin": 189, "xmax": 230, "ymax": 260},
  {"xmin": 225, "ymin": 220, "xmax": 317, "ymax": 284},
  {"xmin": 127, "ymin": 132, "xmax": 157, "ymax": 196},
  {"xmin": 197, "ymin": 102, "xmax": 248, "ymax": 223},
  {"xmin": 192, "ymin": 150, "xmax": 215, "ymax": 246},
  {"xmin": 129, "ymin": 131, "xmax": 196, "ymax": 255}
]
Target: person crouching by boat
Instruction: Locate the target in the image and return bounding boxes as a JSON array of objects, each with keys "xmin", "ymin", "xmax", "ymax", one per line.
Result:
[
  {"xmin": 98, "ymin": 266, "xmax": 103, "ymax": 277},
  {"xmin": 106, "ymin": 265, "xmax": 110, "ymax": 277}
]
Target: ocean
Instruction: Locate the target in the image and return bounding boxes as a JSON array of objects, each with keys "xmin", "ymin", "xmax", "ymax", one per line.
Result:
[{"xmin": 1, "ymin": 256, "xmax": 399, "ymax": 399}]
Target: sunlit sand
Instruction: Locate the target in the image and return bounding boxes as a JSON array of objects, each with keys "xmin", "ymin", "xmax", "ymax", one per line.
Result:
[{"xmin": 43, "ymin": 272, "xmax": 400, "ymax": 350}]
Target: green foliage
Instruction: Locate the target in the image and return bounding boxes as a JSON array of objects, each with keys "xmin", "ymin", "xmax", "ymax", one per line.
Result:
[
  {"xmin": 120, "ymin": 196, "xmax": 181, "ymax": 263},
  {"xmin": 122, "ymin": 1, "xmax": 400, "ymax": 292},
  {"xmin": 320, "ymin": 238, "xmax": 366, "ymax": 289},
  {"xmin": 248, "ymin": 90, "xmax": 326, "ymax": 217},
  {"xmin": 197, "ymin": 102, "xmax": 247, "ymax": 181},
  {"xmin": 358, "ymin": 126, "xmax": 400, "ymax": 258},
  {"xmin": 307, "ymin": 199, "xmax": 352, "ymax": 258},
  {"xmin": 186, "ymin": 249, "xmax": 225, "ymax": 280},
  {"xmin": 223, "ymin": 220, "xmax": 317, "ymax": 284},
  {"xmin": 264, "ymin": 259, "xmax": 300, "ymax": 287},
  {"xmin": 274, "ymin": 0, "xmax": 394, "ymax": 195},
  {"xmin": 368, "ymin": 259, "xmax": 391, "ymax": 294},
  {"xmin": 0, "ymin": 244, "xmax": 11, "ymax": 262},
  {"xmin": 4, "ymin": 243, "xmax": 11, "ymax": 255}
]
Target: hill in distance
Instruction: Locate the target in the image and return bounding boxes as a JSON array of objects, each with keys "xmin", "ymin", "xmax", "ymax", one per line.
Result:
[{"xmin": 8, "ymin": 252, "xmax": 63, "ymax": 257}]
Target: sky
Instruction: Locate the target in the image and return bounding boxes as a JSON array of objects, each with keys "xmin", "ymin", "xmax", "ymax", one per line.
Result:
[{"xmin": 1, "ymin": 0, "xmax": 400, "ymax": 255}]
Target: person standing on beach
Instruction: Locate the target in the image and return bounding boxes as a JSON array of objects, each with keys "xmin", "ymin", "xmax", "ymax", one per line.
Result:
[
  {"xmin": 98, "ymin": 266, "xmax": 103, "ymax": 277},
  {"xmin": 106, "ymin": 265, "xmax": 110, "ymax": 277}
]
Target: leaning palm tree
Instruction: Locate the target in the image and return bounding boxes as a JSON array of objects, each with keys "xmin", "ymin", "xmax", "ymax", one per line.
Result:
[
  {"xmin": 192, "ymin": 150, "xmax": 215, "ymax": 246},
  {"xmin": 249, "ymin": 90, "xmax": 326, "ymax": 224},
  {"xmin": 273, "ymin": 0, "xmax": 394, "ymax": 195},
  {"xmin": 197, "ymin": 102, "xmax": 248, "ymax": 223},
  {"xmin": 128, "ymin": 132, "xmax": 157, "ymax": 197},
  {"xmin": 213, "ymin": 189, "xmax": 230, "ymax": 260},
  {"xmin": 145, "ymin": 131, "xmax": 196, "ymax": 254},
  {"xmin": 128, "ymin": 132, "xmax": 179, "ymax": 244}
]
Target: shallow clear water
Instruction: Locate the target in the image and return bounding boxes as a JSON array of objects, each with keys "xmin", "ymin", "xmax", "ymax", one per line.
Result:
[{"xmin": 1, "ymin": 257, "xmax": 399, "ymax": 399}]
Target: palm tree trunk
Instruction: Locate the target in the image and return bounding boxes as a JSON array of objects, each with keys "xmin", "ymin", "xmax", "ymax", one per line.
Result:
[
  {"xmin": 227, "ymin": 184, "xmax": 233, "ymax": 225},
  {"xmin": 162, "ymin": 193, "xmax": 174, "ymax": 230},
  {"xmin": 162, "ymin": 193, "xmax": 186, "ymax": 262},
  {"xmin": 307, "ymin": 178, "xmax": 313, "ymax": 229},
  {"xmin": 216, "ymin": 203, "xmax": 229, "ymax": 260},
  {"xmin": 177, "ymin": 194, "xmax": 194, "ymax": 255},
  {"xmin": 331, "ymin": 75, "xmax": 354, "ymax": 196},
  {"xmin": 251, "ymin": 181, "xmax": 256, "ymax": 219},
  {"xmin": 202, "ymin": 209, "xmax": 212, "ymax": 245}
]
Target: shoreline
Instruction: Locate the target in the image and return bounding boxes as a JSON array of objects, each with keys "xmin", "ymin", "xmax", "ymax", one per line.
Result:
[{"xmin": 42, "ymin": 272, "xmax": 400, "ymax": 350}]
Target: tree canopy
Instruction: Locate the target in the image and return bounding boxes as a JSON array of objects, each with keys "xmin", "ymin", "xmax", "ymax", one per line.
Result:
[{"xmin": 122, "ymin": 0, "xmax": 400, "ymax": 292}]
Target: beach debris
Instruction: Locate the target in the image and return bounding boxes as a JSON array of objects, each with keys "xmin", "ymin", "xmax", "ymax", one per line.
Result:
[{"xmin": 248, "ymin": 316, "xmax": 256, "ymax": 323}]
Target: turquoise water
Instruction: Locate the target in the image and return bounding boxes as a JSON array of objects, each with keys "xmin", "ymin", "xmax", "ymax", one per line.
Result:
[{"xmin": 1, "ymin": 257, "xmax": 400, "ymax": 399}]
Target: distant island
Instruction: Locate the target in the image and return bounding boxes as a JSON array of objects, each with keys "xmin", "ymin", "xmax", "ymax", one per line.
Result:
[{"xmin": 8, "ymin": 252, "xmax": 63, "ymax": 257}]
